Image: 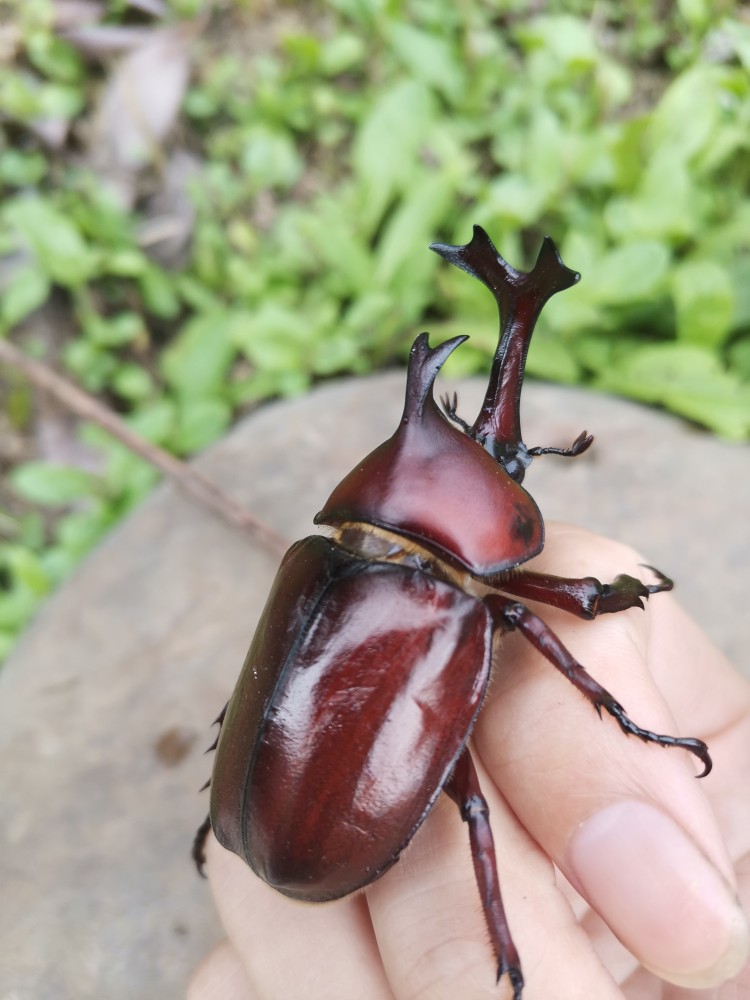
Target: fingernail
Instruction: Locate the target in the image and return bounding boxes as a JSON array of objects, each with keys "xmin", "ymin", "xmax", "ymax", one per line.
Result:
[{"xmin": 568, "ymin": 801, "xmax": 749, "ymax": 987}]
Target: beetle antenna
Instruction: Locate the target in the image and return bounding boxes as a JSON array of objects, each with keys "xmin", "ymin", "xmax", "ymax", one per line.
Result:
[{"xmin": 430, "ymin": 226, "xmax": 579, "ymax": 482}]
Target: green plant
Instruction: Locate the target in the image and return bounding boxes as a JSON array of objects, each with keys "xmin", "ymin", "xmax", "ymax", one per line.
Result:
[{"xmin": 1, "ymin": 0, "xmax": 749, "ymax": 658}]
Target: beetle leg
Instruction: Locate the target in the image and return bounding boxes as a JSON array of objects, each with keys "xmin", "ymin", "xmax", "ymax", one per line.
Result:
[
  {"xmin": 528, "ymin": 429, "xmax": 594, "ymax": 460},
  {"xmin": 488, "ymin": 597, "xmax": 712, "ymax": 777},
  {"xmin": 440, "ymin": 391, "xmax": 473, "ymax": 435},
  {"xmin": 445, "ymin": 748, "xmax": 523, "ymax": 999},
  {"xmin": 192, "ymin": 814, "xmax": 212, "ymax": 877},
  {"xmin": 496, "ymin": 566, "xmax": 673, "ymax": 620},
  {"xmin": 192, "ymin": 701, "xmax": 229, "ymax": 875}
]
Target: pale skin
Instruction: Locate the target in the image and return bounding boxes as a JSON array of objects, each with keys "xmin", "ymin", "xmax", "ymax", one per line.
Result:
[{"xmin": 188, "ymin": 524, "xmax": 750, "ymax": 1000}]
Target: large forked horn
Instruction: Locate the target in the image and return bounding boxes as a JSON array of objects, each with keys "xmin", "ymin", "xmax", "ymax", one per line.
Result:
[{"xmin": 430, "ymin": 226, "xmax": 580, "ymax": 481}]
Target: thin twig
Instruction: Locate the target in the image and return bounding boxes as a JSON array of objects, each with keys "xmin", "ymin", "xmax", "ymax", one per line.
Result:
[{"xmin": 0, "ymin": 338, "xmax": 289, "ymax": 558}]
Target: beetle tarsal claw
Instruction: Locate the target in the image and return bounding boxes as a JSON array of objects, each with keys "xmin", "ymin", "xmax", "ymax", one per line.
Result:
[
  {"xmin": 528, "ymin": 429, "xmax": 593, "ymax": 459},
  {"xmin": 639, "ymin": 564, "xmax": 674, "ymax": 595},
  {"xmin": 498, "ymin": 963, "xmax": 524, "ymax": 1000},
  {"xmin": 599, "ymin": 696, "xmax": 713, "ymax": 777}
]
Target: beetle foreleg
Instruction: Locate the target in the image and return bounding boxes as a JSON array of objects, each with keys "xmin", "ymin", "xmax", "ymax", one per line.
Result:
[
  {"xmin": 490, "ymin": 598, "xmax": 712, "ymax": 778},
  {"xmin": 496, "ymin": 567, "xmax": 673, "ymax": 620},
  {"xmin": 528, "ymin": 428, "xmax": 594, "ymax": 460},
  {"xmin": 445, "ymin": 749, "xmax": 523, "ymax": 999}
]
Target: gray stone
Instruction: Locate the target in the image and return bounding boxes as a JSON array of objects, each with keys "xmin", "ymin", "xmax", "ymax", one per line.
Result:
[{"xmin": 0, "ymin": 374, "xmax": 747, "ymax": 1000}]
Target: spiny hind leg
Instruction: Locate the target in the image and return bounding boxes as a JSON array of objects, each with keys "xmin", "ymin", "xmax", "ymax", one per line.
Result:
[{"xmin": 445, "ymin": 748, "xmax": 523, "ymax": 999}]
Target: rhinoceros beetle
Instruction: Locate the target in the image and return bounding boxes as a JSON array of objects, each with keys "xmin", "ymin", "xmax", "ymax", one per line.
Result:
[{"xmin": 193, "ymin": 225, "xmax": 711, "ymax": 998}]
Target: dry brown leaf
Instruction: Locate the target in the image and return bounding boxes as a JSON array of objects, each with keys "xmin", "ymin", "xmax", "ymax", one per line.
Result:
[
  {"xmin": 126, "ymin": 0, "xmax": 170, "ymax": 16},
  {"xmin": 52, "ymin": 2, "xmax": 105, "ymax": 31},
  {"xmin": 137, "ymin": 150, "xmax": 201, "ymax": 267},
  {"xmin": 87, "ymin": 23, "xmax": 197, "ymax": 188},
  {"xmin": 61, "ymin": 25, "xmax": 155, "ymax": 57}
]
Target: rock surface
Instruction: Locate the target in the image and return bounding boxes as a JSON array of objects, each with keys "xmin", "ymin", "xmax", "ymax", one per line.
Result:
[{"xmin": 0, "ymin": 375, "xmax": 747, "ymax": 1000}]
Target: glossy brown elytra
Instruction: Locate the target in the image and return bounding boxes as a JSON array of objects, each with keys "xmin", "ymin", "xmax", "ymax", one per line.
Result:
[{"xmin": 193, "ymin": 226, "xmax": 711, "ymax": 997}]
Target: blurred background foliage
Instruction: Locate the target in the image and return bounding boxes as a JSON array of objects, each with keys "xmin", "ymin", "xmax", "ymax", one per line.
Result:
[{"xmin": 1, "ymin": 0, "xmax": 750, "ymax": 659}]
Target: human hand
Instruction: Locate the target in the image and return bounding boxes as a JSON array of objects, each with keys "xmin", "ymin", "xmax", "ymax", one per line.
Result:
[{"xmin": 188, "ymin": 525, "xmax": 750, "ymax": 999}]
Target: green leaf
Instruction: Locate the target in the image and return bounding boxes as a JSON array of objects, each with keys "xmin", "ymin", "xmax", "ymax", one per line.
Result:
[
  {"xmin": 310, "ymin": 331, "xmax": 364, "ymax": 376},
  {"xmin": 374, "ymin": 173, "xmax": 453, "ymax": 288},
  {"xmin": 86, "ymin": 440, "xmax": 156, "ymax": 504},
  {"xmin": 0, "ymin": 509, "xmax": 20, "ymax": 542},
  {"xmin": 0, "ymin": 149, "xmax": 47, "ymax": 186},
  {"xmin": 526, "ymin": 331, "xmax": 580, "ymax": 383},
  {"xmin": 0, "ymin": 630, "xmax": 17, "ymax": 663},
  {"xmin": 26, "ymin": 31, "xmax": 84, "ymax": 83},
  {"xmin": 677, "ymin": 0, "xmax": 709, "ymax": 28},
  {"xmin": 161, "ymin": 313, "xmax": 237, "ymax": 396},
  {"xmin": 672, "ymin": 259, "xmax": 734, "ymax": 347},
  {"xmin": 646, "ymin": 66, "xmax": 726, "ymax": 167},
  {"xmin": 126, "ymin": 399, "xmax": 177, "ymax": 445},
  {"xmin": 728, "ymin": 336, "xmax": 750, "ymax": 381},
  {"xmin": 11, "ymin": 462, "xmax": 98, "ymax": 506},
  {"xmin": 585, "ymin": 241, "xmax": 670, "ymax": 305},
  {"xmin": 230, "ymin": 369, "xmax": 309, "ymax": 405},
  {"xmin": 86, "ymin": 311, "xmax": 144, "ymax": 348},
  {"xmin": 596, "ymin": 344, "xmax": 750, "ymax": 439},
  {"xmin": 0, "ymin": 584, "xmax": 38, "ymax": 630},
  {"xmin": 18, "ymin": 512, "xmax": 44, "ymax": 550},
  {"xmin": 291, "ymin": 200, "xmax": 373, "ymax": 296},
  {"xmin": 352, "ymin": 79, "xmax": 436, "ymax": 232},
  {"xmin": 231, "ymin": 303, "xmax": 306, "ymax": 371},
  {"xmin": 239, "ymin": 125, "xmax": 303, "ymax": 190},
  {"xmin": 172, "ymin": 396, "xmax": 232, "ymax": 454},
  {"xmin": 320, "ymin": 33, "xmax": 366, "ymax": 75},
  {"xmin": 573, "ymin": 333, "xmax": 617, "ymax": 373},
  {"xmin": 112, "ymin": 364, "xmax": 155, "ymax": 402},
  {"xmin": 3, "ymin": 197, "xmax": 96, "ymax": 286},
  {"xmin": 41, "ymin": 546, "xmax": 81, "ymax": 584},
  {"xmin": 139, "ymin": 266, "xmax": 180, "ymax": 318},
  {"xmin": 485, "ymin": 174, "xmax": 547, "ymax": 227},
  {"xmin": 720, "ymin": 18, "xmax": 750, "ymax": 70},
  {"xmin": 3, "ymin": 546, "xmax": 50, "ymax": 595},
  {"xmin": 63, "ymin": 339, "xmax": 117, "ymax": 392},
  {"xmin": 56, "ymin": 510, "xmax": 111, "ymax": 556},
  {"xmin": 1, "ymin": 267, "xmax": 50, "ymax": 327},
  {"xmin": 34, "ymin": 82, "xmax": 84, "ymax": 121},
  {"xmin": 388, "ymin": 23, "xmax": 465, "ymax": 102},
  {"xmin": 605, "ymin": 151, "xmax": 698, "ymax": 241},
  {"xmin": 516, "ymin": 15, "xmax": 598, "ymax": 71},
  {"xmin": 342, "ymin": 292, "xmax": 397, "ymax": 337},
  {"xmin": 102, "ymin": 249, "xmax": 146, "ymax": 277}
]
